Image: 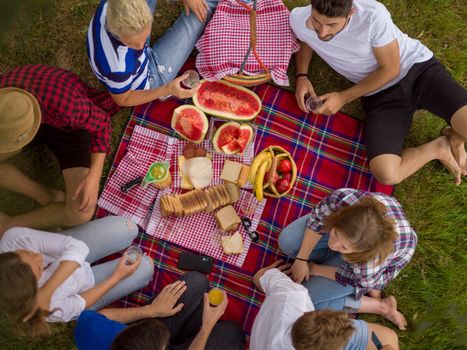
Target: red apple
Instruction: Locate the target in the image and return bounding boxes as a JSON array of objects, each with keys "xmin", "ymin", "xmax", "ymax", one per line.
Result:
[
  {"xmin": 278, "ymin": 159, "xmax": 292, "ymax": 173},
  {"xmin": 276, "ymin": 178, "xmax": 291, "ymax": 193},
  {"xmin": 281, "ymin": 173, "xmax": 292, "ymax": 181}
]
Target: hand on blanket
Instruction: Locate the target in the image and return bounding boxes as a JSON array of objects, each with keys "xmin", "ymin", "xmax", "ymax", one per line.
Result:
[
  {"xmin": 167, "ymin": 73, "xmax": 200, "ymax": 99},
  {"xmin": 291, "ymin": 259, "xmax": 310, "ymax": 284},
  {"xmin": 295, "ymin": 77, "xmax": 317, "ymax": 113},
  {"xmin": 144, "ymin": 280, "xmax": 187, "ymax": 317},
  {"xmin": 253, "ymin": 260, "xmax": 291, "ymax": 292},
  {"xmin": 183, "ymin": 0, "xmax": 209, "ymax": 22},
  {"xmin": 315, "ymin": 92, "xmax": 346, "ymax": 116}
]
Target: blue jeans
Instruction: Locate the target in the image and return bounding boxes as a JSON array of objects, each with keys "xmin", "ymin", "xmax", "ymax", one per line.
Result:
[
  {"xmin": 278, "ymin": 215, "xmax": 361, "ymax": 312},
  {"xmin": 63, "ymin": 216, "xmax": 154, "ymax": 311},
  {"xmin": 146, "ymin": 0, "xmax": 219, "ymax": 88}
]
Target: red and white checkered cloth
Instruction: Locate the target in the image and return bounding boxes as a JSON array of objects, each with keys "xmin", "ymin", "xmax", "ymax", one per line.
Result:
[
  {"xmin": 196, "ymin": 0, "xmax": 299, "ymax": 86},
  {"xmin": 98, "ymin": 125, "xmax": 255, "ymax": 230},
  {"xmin": 147, "ymin": 188, "xmax": 266, "ymax": 267}
]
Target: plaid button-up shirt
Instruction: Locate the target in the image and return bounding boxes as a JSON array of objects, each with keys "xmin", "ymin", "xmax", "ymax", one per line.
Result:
[
  {"xmin": 0, "ymin": 65, "xmax": 120, "ymax": 153},
  {"xmin": 306, "ymin": 188, "xmax": 417, "ymax": 299}
]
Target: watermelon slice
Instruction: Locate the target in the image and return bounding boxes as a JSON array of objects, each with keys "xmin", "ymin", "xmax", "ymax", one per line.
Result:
[
  {"xmin": 171, "ymin": 105, "xmax": 208, "ymax": 143},
  {"xmin": 193, "ymin": 80, "xmax": 261, "ymax": 121},
  {"xmin": 212, "ymin": 121, "xmax": 254, "ymax": 155}
]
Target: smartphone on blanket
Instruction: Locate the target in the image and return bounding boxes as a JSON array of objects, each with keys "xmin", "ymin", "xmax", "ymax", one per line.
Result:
[{"xmin": 178, "ymin": 252, "xmax": 213, "ymax": 274}]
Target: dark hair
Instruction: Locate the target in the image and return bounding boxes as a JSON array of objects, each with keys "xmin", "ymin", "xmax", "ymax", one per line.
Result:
[
  {"xmin": 323, "ymin": 196, "xmax": 397, "ymax": 265},
  {"xmin": 311, "ymin": 0, "xmax": 353, "ymax": 18},
  {"xmin": 111, "ymin": 319, "xmax": 170, "ymax": 350},
  {"xmin": 0, "ymin": 252, "xmax": 52, "ymax": 338},
  {"xmin": 292, "ymin": 310, "xmax": 355, "ymax": 350}
]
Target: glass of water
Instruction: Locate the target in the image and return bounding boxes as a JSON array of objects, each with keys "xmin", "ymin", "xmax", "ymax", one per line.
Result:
[
  {"xmin": 125, "ymin": 245, "xmax": 143, "ymax": 265},
  {"xmin": 182, "ymin": 70, "xmax": 200, "ymax": 89},
  {"xmin": 305, "ymin": 95, "xmax": 323, "ymax": 112}
]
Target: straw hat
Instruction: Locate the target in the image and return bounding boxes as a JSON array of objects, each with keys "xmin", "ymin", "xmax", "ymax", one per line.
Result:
[{"xmin": 0, "ymin": 87, "xmax": 41, "ymax": 153}]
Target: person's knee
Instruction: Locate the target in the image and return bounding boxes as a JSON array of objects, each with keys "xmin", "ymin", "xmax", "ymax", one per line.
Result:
[
  {"xmin": 64, "ymin": 206, "xmax": 95, "ymax": 227},
  {"xmin": 102, "ymin": 216, "xmax": 139, "ymax": 240},
  {"xmin": 278, "ymin": 230, "xmax": 296, "ymax": 256},
  {"xmin": 180, "ymin": 271, "xmax": 209, "ymax": 292},
  {"xmin": 370, "ymin": 161, "xmax": 402, "ymax": 185},
  {"xmin": 139, "ymin": 255, "xmax": 155, "ymax": 284}
]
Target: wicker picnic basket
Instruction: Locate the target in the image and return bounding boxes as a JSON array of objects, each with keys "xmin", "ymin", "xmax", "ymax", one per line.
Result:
[{"xmin": 223, "ymin": 0, "xmax": 272, "ymax": 87}]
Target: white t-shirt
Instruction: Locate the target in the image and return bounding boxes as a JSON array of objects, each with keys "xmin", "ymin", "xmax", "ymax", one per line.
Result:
[
  {"xmin": 290, "ymin": 0, "xmax": 433, "ymax": 95},
  {"xmin": 250, "ymin": 268, "xmax": 314, "ymax": 350},
  {"xmin": 0, "ymin": 227, "xmax": 94, "ymax": 322}
]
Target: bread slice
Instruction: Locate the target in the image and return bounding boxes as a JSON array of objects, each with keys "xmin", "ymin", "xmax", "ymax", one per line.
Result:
[
  {"xmin": 221, "ymin": 232, "xmax": 243, "ymax": 254},
  {"xmin": 215, "ymin": 205, "xmax": 241, "ymax": 232},
  {"xmin": 220, "ymin": 160, "xmax": 243, "ymax": 184},
  {"xmin": 224, "ymin": 182, "xmax": 240, "ymax": 204},
  {"xmin": 178, "ymin": 156, "xmax": 194, "ymax": 189}
]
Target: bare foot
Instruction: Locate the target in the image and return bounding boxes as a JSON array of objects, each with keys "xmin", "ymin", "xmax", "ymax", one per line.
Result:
[
  {"xmin": 0, "ymin": 212, "xmax": 12, "ymax": 237},
  {"xmin": 38, "ymin": 189, "xmax": 65, "ymax": 206},
  {"xmin": 381, "ymin": 296, "xmax": 407, "ymax": 330},
  {"xmin": 443, "ymin": 126, "xmax": 467, "ymax": 176},
  {"xmin": 437, "ymin": 135, "xmax": 462, "ymax": 185}
]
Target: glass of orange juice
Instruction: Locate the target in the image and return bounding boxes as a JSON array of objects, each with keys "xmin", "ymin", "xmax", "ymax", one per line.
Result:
[{"xmin": 208, "ymin": 288, "xmax": 224, "ymax": 306}]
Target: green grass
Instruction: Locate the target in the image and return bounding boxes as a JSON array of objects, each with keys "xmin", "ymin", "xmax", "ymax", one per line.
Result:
[{"xmin": 0, "ymin": 0, "xmax": 466, "ymax": 349}]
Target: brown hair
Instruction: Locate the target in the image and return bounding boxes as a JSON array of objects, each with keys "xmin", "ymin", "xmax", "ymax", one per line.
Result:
[
  {"xmin": 111, "ymin": 319, "xmax": 170, "ymax": 350},
  {"xmin": 310, "ymin": 0, "xmax": 353, "ymax": 18},
  {"xmin": 0, "ymin": 252, "xmax": 51, "ymax": 338},
  {"xmin": 292, "ymin": 310, "xmax": 355, "ymax": 350},
  {"xmin": 324, "ymin": 196, "xmax": 397, "ymax": 264}
]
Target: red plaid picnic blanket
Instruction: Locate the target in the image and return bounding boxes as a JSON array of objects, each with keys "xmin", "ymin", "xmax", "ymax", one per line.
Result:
[
  {"xmin": 195, "ymin": 0, "xmax": 299, "ymax": 86},
  {"xmin": 96, "ymin": 61, "xmax": 393, "ymax": 342}
]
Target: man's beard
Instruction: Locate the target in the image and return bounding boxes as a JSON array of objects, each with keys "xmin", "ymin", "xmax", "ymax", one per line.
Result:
[{"xmin": 317, "ymin": 34, "xmax": 335, "ymax": 42}]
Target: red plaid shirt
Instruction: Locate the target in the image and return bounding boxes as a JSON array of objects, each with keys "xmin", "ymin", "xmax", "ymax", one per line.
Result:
[
  {"xmin": 306, "ymin": 188, "xmax": 417, "ymax": 299},
  {"xmin": 0, "ymin": 65, "xmax": 120, "ymax": 153}
]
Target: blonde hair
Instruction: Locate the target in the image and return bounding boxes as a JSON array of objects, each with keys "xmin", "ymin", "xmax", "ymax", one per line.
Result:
[
  {"xmin": 292, "ymin": 310, "xmax": 355, "ymax": 350},
  {"xmin": 106, "ymin": 0, "xmax": 153, "ymax": 38},
  {"xmin": 0, "ymin": 252, "xmax": 52, "ymax": 338},
  {"xmin": 324, "ymin": 196, "xmax": 397, "ymax": 265}
]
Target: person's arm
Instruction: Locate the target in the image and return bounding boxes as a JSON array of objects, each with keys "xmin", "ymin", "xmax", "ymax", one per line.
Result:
[
  {"xmin": 36, "ymin": 260, "xmax": 80, "ymax": 310},
  {"xmin": 188, "ymin": 292, "xmax": 229, "ymax": 350},
  {"xmin": 290, "ymin": 227, "xmax": 322, "ymax": 283},
  {"xmin": 253, "ymin": 261, "xmax": 292, "ymax": 294},
  {"xmin": 79, "ymin": 253, "xmax": 141, "ymax": 308},
  {"xmin": 73, "ymin": 152, "xmax": 105, "ymax": 212},
  {"xmin": 316, "ymin": 40, "xmax": 401, "ymax": 115},
  {"xmin": 294, "ymin": 41, "xmax": 317, "ymax": 112},
  {"xmin": 98, "ymin": 280, "xmax": 187, "ymax": 323},
  {"xmin": 366, "ymin": 323, "xmax": 399, "ymax": 350},
  {"xmin": 110, "ymin": 73, "xmax": 198, "ymax": 107}
]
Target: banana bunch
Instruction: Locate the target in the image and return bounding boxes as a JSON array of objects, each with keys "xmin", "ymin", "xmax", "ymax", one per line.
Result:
[{"xmin": 249, "ymin": 146, "xmax": 297, "ymax": 201}]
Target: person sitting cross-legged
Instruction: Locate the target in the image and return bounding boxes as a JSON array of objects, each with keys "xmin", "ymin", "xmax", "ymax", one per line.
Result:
[
  {"xmin": 87, "ymin": 0, "xmax": 219, "ymax": 107},
  {"xmin": 278, "ymin": 188, "xmax": 417, "ymax": 330},
  {"xmin": 251, "ymin": 261, "xmax": 399, "ymax": 350},
  {"xmin": 291, "ymin": 0, "xmax": 467, "ymax": 185},
  {"xmin": 74, "ymin": 271, "xmax": 245, "ymax": 350},
  {"xmin": 0, "ymin": 65, "xmax": 121, "ymax": 235},
  {"xmin": 0, "ymin": 216, "xmax": 154, "ymax": 339}
]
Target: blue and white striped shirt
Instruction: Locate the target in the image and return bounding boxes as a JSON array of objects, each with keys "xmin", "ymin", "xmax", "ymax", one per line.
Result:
[{"xmin": 87, "ymin": 1, "xmax": 150, "ymax": 94}]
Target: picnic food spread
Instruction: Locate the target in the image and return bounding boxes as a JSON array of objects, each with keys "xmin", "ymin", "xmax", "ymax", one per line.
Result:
[
  {"xmin": 193, "ymin": 80, "xmax": 261, "ymax": 121},
  {"xmin": 212, "ymin": 121, "xmax": 254, "ymax": 155},
  {"xmin": 249, "ymin": 145, "xmax": 297, "ymax": 201},
  {"xmin": 171, "ymin": 105, "xmax": 208, "ymax": 143}
]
